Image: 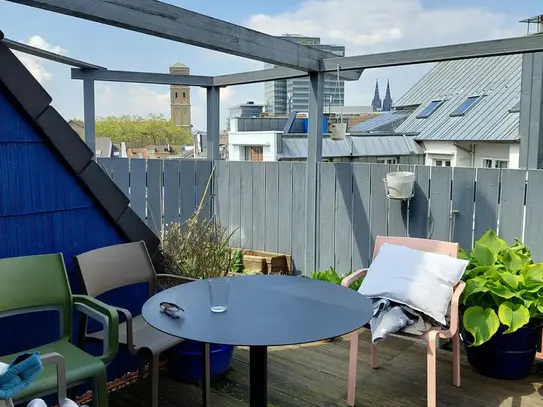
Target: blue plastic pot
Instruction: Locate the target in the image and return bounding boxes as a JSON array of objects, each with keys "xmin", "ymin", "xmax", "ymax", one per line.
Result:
[
  {"xmin": 461, "ymin": 324, "xmax": 539, "ymax": 380},
  {"xmin": 167, "ymin": 340, "xmax": 235, "ymax": 383}
]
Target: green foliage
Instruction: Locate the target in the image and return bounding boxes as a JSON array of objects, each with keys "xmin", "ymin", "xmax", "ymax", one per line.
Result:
[
  {"xmin": 93, "ymin": 114, "xmax": 193, "ymax": 148},
  {"xmin": 310, "ymin": 267, "xmax": 363, "ymax": 291},
  {"xmin": 230, "ymin": 249, "xmax": 244, "ymax": 274},
  {"xmin": 461, "ymin": 229, "xmax": 543, "ymax": 346}
]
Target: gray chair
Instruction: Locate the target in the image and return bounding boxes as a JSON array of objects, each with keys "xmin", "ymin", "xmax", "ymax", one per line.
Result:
[{"xmin": 75, "ymin": 241, "xmax": 186, "ymax": 407}]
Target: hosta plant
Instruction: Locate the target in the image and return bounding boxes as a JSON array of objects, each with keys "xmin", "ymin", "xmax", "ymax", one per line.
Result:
[{"xmin": 460, "ymin": 229, "xmax": 543, "ymax": 346}]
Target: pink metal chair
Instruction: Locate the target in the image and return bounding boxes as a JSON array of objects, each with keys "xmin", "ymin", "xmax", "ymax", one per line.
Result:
[{"xmin": 342, "ymin": 236, "xmax": 466, "ymax": 407}]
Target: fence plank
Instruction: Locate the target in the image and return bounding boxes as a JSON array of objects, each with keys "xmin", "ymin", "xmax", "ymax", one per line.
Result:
[
  {"xmin": 163, "ymin": 160, "xmax": 180, "ymax": 225},
  {"xmin": 215, "ymin": 160, "xmax": 230, "ymax": 229},
  {"xmin": 113, "ymin": 158, "xmax": 130, "ymax": 197},
  {"xmin": 252, "ymin": 163, "xmax": 266, "ymax": 251},
  {"xmin": 195, "ymin": 160, "xmax": 212, "ymax": 220},
  {"xmin": 525, "ymin": 170, "xmax": 543, "ymax": 262},
  {"xmin": 352, "ymin": 163, "xmax": 371, "ymax": 269},
  {"xmin": 277, "ymin": 163, "xmax": 293, "ymax": 259},
  {"xmin": 129, "ymin": 159, "xmax": 146, "ymax": 221},
  {"xmin": 228, "ymin": 162, "xmax": 242, "ymax": 248},
  {"xmin": 147, "ymin": 159, "xmax": 163, "ymax": 235},
  {"xmin": 97, "ymin": 157, "xmax": 114, "ymax": 179},
  {"xmin": 428, "ymin": 166, "xmax": 452, "ymax": 241},
  {"xmin": 388, "ymin": 164, "xmax": 409, "ymax": 237},
  {"xmin": 408, "ymin": 166, "xmax": 430, "ymax": 238},
  {"xmin": 264, "ymin": 162, "xmax": 279, "ymax": 253},
  {"xmin": 179, "ymin": 160, "xmax": 196, "ymax": 224},
  {"xmin": 499, "ymin": 169, "xmax": 526, "ymax": 244},
  {"xmin": 240, "ymin": 162, "xmax": 253, "ymax": 249},
  {"xmin": 474, "ymin": 168, "xmax": 500, "ymax": 241},
  {"xmin": 291, "ymin": 163, "xmax": 306, "ymax": 274},
  {"xmin": 369, "ymin": 164, "xmax": 390, "ymax": 255},
  {"xmin": 334, "ymin": 163, "xmax": 353, "ymax": 274},
  {"xmin": 318, "ymin": 163, "xmax": 336, "ymax": 271},
  {"xmin": 451, "ymin": 167, "xmax": 475, "ymax": 251}
]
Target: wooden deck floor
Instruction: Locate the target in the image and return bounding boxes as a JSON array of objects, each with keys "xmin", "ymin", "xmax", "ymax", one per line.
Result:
[{"xmin": 110, "ymin": 329, "xmax": 543, "ymax": 407}]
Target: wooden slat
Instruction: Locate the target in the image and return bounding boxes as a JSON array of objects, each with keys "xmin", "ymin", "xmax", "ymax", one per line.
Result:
[
  {"xmin": 408, "ymin": 165, "xmax": 430, "ymax": 238},
  {"xmin": 128, "ymin": 158, "xmax": 146, "ymax": 221},
  {"xmin": 215, "ymin": 160, "xmax": 230, "ymax": 229},
  {"xmin": 277, "ymin": 163, "xmax": 293, "ymax": 259},
  {"xmin": 499, "ymin": 169, "xmax": 526, "ymax": 244},
  {"xmin": 228, "ymin": 162, "xmax": 242, "ymax": 248},
  {"xmin": 291, "ymin": 163, "xmax": 306, "ymax": 274},
  {"xmin": 451, "ymin": 167, "xmax": 476, "ymax": 251},
  {"xmin": 252, "ymin": 163, "xmax": 266, "ymax": 251},
  {"xmin": 179, "ymin": 160, "xmax": 196, "ymax": 224},
  {"xmin": 163, "ymin": 160, "xmax": 179, "ymax": 225},
  {"xmin": 113, "ymin": 158, "xmax": 130, "ymax": 197},
  {"xmin": 387, "ymin": 164, "xmax": 409, "ymax": 237},
  {"xmin": 474, "ymin": 168, "xmax": 500, "ymax": 241},
  {"xmin": 334, "ymin": 163, "xmax": 353, "ymax": 274},
  {"xmin": 146, "ymin": 159, "xmax": 163, "ymax": 235},
  {"xmin": 318, "ymin": 163, "xmax": 336, "ymax": 272},
  {"xmin": 525, "ymin": 170, "xmax": 543, "ymax": 262},
  {"xmin": 240, "ymin": 162, "xmax": 253, "ymax": 249},
  {"xmin": 264, "ymin": 162, "xmax": 279, "ymax": 253},
  {"xmin": 369, "ymin": 164, "xmax": 389, "ymax": 255},
  {"xmin": 428, "ymin": 166, "xmax": 452, "ymax": 241},
  {"xmin": 195, "ymin": 160, "xmax": 212, "ymax": 219},
  {"xmin": 351, "ymin": 163, "xmax": 371, "ymax": 269}
]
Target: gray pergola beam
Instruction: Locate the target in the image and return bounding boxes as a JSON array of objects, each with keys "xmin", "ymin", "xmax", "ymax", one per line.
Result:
[
  {"xmin": 72, "ymin": 68, "xmax": 213, "ymax": 87},
  {"xmin": 322, "ymin": 34, "xmax": 543, "ymax": 72},
  {"xmin": 4, "ymin": 38, "xmax": 104, "ymax": 69},
  {"xmin": 6, "ymin": 0, "xmax": 338, "ymax": 71}
]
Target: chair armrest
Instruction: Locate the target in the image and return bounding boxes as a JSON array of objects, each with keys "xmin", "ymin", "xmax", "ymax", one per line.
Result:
[
  {"xmin": 114, "ymin": 307, "xmax": 137, "ymax": 355},
  {"xmin": 341, "ymin": 268, "xmax": 368, "ymax": 287},
  {"xmin": 156, "ymin": 273, "xmax": 193, "ymax": 283},
  {"xmin": 73, "ymin": 295, "xmax": 119, "ymax": 365},
  {"xmin": 448, "ymin": 280, "xmax": 466, "ymax": 335},
  {"xmin": 40, "ymin": 353, "xmax": 67, "ymax": 404}
]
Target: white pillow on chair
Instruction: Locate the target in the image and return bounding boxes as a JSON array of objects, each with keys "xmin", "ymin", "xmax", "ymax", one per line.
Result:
[{"xmin": 358, "ymin": 243, "xmax": 468, "ymax": 325}]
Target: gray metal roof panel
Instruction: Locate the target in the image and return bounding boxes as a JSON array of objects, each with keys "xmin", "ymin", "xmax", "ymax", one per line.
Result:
[{"xmin": 349, "ymin": 110, "xmax": 412, "ymax": 132}]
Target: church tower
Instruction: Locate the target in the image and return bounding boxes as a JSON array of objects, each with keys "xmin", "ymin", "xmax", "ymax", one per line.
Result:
[
  {"xmin": 382, "ymin": 80, "xmax": 393, "ymax": 112},
  {"xmin": 169, "ymin": 62, "xmax": 192, "ymax": 128},
  {"xmin": 371, "ymin": 79, "xmax": 382, "ymax": 112}
]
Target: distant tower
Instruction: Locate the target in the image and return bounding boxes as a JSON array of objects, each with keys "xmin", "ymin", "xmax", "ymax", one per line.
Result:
[
  {"xmin": 382, "ymin": 80, "xmax": 393, "ymax": 112},
  {"xmin": 371, "ymin": 79, "xmax": 382, "ymax": 112},
  {"xmin": 169, "ymin": 62, "xmax": 192, "ymax": 128}
]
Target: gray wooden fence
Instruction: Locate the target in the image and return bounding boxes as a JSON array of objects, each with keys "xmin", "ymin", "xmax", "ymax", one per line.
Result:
[{"xmin": 99, "ymin": 158, "xmax": 543, "ymax": 276}]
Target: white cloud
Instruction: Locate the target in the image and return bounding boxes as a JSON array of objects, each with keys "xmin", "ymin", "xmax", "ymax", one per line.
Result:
[{"xmin": 14, "ymin": 35, "xmax": 67, "ymax": 83}]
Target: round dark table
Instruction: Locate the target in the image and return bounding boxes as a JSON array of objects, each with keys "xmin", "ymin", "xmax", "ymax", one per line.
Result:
[{"xmin": 142, "ymin": 275, "xmax": 373, "ymax": 406}]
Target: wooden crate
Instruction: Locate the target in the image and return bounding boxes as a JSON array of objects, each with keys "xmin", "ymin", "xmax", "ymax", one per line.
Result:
[{"xmin": 233, "ymin": 249, "xmax": 292, "ymax": 275}]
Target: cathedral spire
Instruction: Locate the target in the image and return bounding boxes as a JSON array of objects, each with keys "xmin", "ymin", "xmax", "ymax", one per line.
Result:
[
  {"xmin": 371, "ymin": 79, "xmax": 382, "ymax": 112},
  {"xmin": 382, "ymin": 79, "xmax": 393, "ymax": 111}
]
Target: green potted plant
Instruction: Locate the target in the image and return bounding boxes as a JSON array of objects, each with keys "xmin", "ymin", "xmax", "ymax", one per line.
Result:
[{"xmin": 459, "ymin": 229, "xmax": 543, "ymax": 379}]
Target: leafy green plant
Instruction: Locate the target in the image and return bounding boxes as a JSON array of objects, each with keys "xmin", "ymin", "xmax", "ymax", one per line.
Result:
[
  {"xmin": 310, "ymin": 267, "xmax": 363, "ymax": 291},
  {"xmin": 231, "ymin": 249, "xmax": 244, "ymax": 274},
  {"xmin": 461, "ymin": 229, "xmax": 543, "ymax": 346}
]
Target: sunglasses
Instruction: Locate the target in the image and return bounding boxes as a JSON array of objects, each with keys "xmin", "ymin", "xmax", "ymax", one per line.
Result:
[{"xmin": 159, "ymin": 302, "xmax": 184, "ymax": 319}]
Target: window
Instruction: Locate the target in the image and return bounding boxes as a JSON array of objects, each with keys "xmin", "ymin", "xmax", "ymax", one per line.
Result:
[
  {"xmin": 434, "ymin": 159, "xmax": 451, "ymax": 167},
  {"xmin": 244, "ymin": 146, "xmax": 263, "ymax": 161},
  {"xmin": 377, "ymin": 157, "xmax": 398, "ymax": 164},
  {"xmin": 182, "ymin": 91, "xmax": 186, "ymax": 98},
  {"xmin": 416, "ymin": 100, "xmax": 444, "ymax": 119},
  {"xmin": 450, "ymin": 96, "xmax": 482, "ymax": 117},
  {"xmin": 483, "ymin": 158, "xmax": 508, "ymax": 169},
  {"xmin": 175, "ymin": 92, "xmax": 178, "ymax": 98}
]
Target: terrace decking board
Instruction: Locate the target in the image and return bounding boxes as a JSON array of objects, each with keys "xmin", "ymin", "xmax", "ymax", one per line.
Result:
[{"xmin": 110, "ymin": 329, "xmax": 543, "ymax": 407}]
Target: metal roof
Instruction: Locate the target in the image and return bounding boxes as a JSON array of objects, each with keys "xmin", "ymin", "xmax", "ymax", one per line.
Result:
[
  {"xmin": 279, "ymin": 135, "xmax": 423, "ymax": 159},
  {"xmin": 394, "ymin": 54, "xmax": 522, "ymax": 141},
  {"xmin": 349, "ymin": 110, "xmax": 412, "ymax": 132}
]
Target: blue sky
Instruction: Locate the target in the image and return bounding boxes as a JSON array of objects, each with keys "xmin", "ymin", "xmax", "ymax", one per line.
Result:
[{"xmin": 0, "ymin": 0, "xmax": 542, "ymax": 130}]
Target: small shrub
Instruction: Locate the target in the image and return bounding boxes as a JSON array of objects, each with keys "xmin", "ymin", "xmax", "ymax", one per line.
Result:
[{"xmin": 310, "ymin": 267, "xmax": 363, "ymax": 291}]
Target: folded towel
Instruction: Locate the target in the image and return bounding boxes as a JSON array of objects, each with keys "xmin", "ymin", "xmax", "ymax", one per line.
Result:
[{"xmin": 0, "ymin": 352, "xmax": 43, "ymax": 400}]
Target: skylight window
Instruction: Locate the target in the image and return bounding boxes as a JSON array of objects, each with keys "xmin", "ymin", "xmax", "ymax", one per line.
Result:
[
  {"xmin": 416, "ymin": 100, "xmax": 444, "ymax": 119},
  {"xmin": 450, "ymin": 96, "xmax": 482, "ymax": 117}
]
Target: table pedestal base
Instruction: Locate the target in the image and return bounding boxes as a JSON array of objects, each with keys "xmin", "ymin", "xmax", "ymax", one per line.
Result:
[{"xmin": 249, "ymin": 346, "xmax": 268, "ymax": 406}]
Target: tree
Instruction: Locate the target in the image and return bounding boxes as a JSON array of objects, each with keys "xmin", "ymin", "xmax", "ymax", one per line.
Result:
[{"xmin": 93, "ymin": 114, "xmax": 193, "ymax": 148}]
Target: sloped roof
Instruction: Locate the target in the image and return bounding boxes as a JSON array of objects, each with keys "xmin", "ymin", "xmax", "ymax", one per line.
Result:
[
  {"xmin": 394, "ymin": 54, "xmax": 522, "ymax": 142},
  {"xmin": 0, "ymin": 31, "xmax": 160, "ymax": 256},
  {"xmin": 349, "ymin": 110, "xmax": 413, "ymax": 132}
]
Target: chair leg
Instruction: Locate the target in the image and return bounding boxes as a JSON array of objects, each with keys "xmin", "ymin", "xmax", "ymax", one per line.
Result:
[
  {"xmin": 92, "ymin": 369, "xmax": 109, "ymax": 407},
  {"xmin": 452, "ymin": 332, "xmax": 461, "ymax": 387},
  {"xmin": 426, "ymin": 342, "xmax": 437, "ymax": 407},
  {"xmin": 370, "ymin": 343, "xmax": 379, "ymax": 369},
  {"xmin": 347, "ymin": 330, "xmax": 359, "ymax": 407},
  {"xmin": 150, "ymin": 353, "xmax": 160, "ymax": 407}
]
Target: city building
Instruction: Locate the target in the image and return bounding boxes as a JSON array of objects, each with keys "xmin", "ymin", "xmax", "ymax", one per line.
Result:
[
  {"xmin": 226, "ymin": 101, "xmax": 266, "ymax": 130},
  {"xmin": 169, "ymin": 62, "xmax": 192, "ymax": 128},
  {"xmin": 264, "ymin": 35, "xmax": 345, "ymax": 115}
]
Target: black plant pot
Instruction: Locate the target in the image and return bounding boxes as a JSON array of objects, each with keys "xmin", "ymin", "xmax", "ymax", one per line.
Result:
[{"xmin": 461, "ymin": 324, "xmax": 539, "ymax": 380}]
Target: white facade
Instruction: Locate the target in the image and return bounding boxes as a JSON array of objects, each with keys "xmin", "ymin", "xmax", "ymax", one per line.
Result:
[
  {"xmin": 228, "ymin": 131, "xmax": 280, "ymax": 161},
  {"xmin": 421, "ymin": 141, "xmax": 520, "ymax": 169}
]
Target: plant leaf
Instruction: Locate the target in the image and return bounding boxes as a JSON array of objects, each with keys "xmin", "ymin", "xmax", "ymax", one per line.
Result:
[
  {"xmin": 502, "ymin": 249, "xmax": 524, "ymax": 272},
  {"xmin": 498, "ymin": 301, "xmax": 530, "ymax": 334},
  {"xmin": 477, "ymin": 229, "xmax": 507, "ymax": 254},
  {"xmin": 471, "ymin": 242, "xmax": 497, "ymax": 267},
  {"xmin": 521, "ymin": 263, "xmax": 543, "ymax": 292},
  {"xmin": 500, "ymin": 272, "xmax": 523, "ymax": 290},
  {"xmin": 488, "ymin": 282, "xmax": 518, "ymax": 299},
  {"xmin": 463, "ymin": 306, "xmax": 500, "ymax": 346},
  {"xmin": 458, "ymin": 248, "xmax": 470, "ymax": 260},
  {"xmin": 463, "ymin": 277, "xmax": 489, "ymax": 304}
]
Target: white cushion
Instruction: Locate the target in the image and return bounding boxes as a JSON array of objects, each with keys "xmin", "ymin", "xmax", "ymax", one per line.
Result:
[{"xmin": 358, "ymin": 243, "xmax": 468, "ymax": 325}]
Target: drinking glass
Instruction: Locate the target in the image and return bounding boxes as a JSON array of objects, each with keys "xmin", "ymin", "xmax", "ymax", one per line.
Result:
[{"xmin": 209, "ymin": 277, "xmax": 229, "ymax": 313}]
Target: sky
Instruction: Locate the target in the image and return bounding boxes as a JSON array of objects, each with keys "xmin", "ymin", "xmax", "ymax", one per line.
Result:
[{"xmin": 0, "ymin": 0, "xmax": 542, "ymax": 131}]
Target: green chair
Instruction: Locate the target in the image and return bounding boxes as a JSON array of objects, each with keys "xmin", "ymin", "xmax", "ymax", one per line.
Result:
[{"xmin": 0, "ymin": 253, "xmax": 119, "ymax": 407}]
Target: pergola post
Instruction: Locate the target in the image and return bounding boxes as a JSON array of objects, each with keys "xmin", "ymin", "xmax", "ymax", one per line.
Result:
[
  {"xmin": 519, "ymin": 52, "xmax": 543, "ymax": 169},
  {"xmin": 304, "ymin": 71, "xmax": 324, "ymax": 275},
  {"xmin": 83, "ymin": 77, "xmax": 96, "ymax": 156},
  {"xmin": 206, "ymin": 86, "xmax": 221, "ymax": 163}
]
